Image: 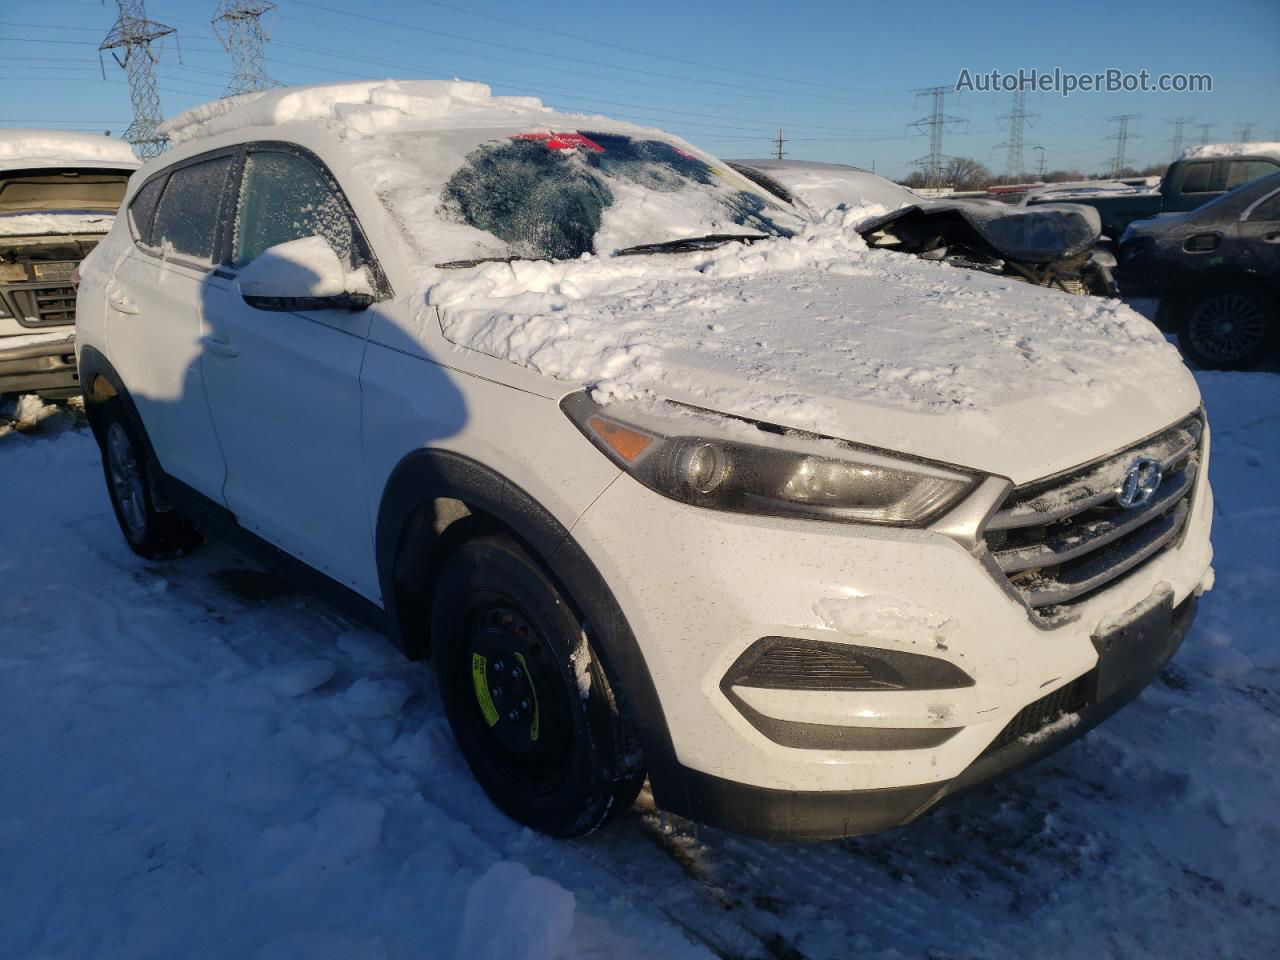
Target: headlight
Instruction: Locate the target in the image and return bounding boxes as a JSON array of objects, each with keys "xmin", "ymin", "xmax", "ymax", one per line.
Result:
[{"xmin": 563, "ymin": 393, "xmax": 977, "ymax": 526}]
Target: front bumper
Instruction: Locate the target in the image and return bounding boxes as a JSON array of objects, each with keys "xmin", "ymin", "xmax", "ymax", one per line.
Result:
[
  {"xmin": 0, "ymin": 333, "xmax": 78, "ymax": 394},
  {"xmin": 659, "ymin": 594, "xmax": 1196, "ymax": 841},
  {"xmin": 570, "ymin": 434, "xmax": 1213, "ymax": 840}
]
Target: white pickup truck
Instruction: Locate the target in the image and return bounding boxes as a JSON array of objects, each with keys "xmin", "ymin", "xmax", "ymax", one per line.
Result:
[{"xmin": 0, "ymin": 130, "xmax": 138, "ymax": 399}]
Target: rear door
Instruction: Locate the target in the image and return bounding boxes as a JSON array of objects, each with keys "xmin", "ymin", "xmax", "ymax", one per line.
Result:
[
  {"xmin": 1239, "ymin": 184, "xmax": 1280, "ymax": 276},
  {"xmin": 198, "ymin": 144, "xmax": 384, "ymax": 600},
  {"xmin": 105, "ymin": 152, "xmax": 235, "ymax": 500}
]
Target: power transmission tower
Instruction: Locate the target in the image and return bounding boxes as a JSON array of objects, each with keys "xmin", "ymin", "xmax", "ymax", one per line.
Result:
[
  {"xmin": 1236, "ymin": 121, "xmax": 1256, "ymax": 143},
  {"xmin": 1166, "ymin": 116, "xmax": 1192, "ymax": 162},
  {"xmin": 99, "ymin": 1, "xmax": 177, "ymax": 159},
  {"xmin": 995, "ymin": 90, "xmax": 1037, "ymax": 180},
  {"xmin": 1195, "ymin": 123, "xmax": 1215, "ymax": 146},
  {"xmin": 1033, "ymin": 145, "xmax": 1046, "ymax": 179},
  {"xmin": 1104, "ymin": 114, "xmax": 1141, "ymax": 178},
  {"xmin": 908, "ymin": 86, "xmax": 966, "ymax": 189},
  {"xmin": 212, "ymin": 1, "xmax": 278, "ymax": 97},
  {"xmin": 774, "ymin": 128, "xmax": 786, "ymax": 160}
]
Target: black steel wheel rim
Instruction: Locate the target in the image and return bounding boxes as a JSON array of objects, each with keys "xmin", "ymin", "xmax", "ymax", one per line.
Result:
[
  {"xmin": 1188, "ymin": 293, "xmax": 1267, "ymax": 363},
  {"xmin": 459, "ymin": 593, "xmax": 575, "ymax": 791}
]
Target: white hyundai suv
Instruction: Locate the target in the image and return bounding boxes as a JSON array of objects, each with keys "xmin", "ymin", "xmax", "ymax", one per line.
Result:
[{"xmin": 75, "ymin": 81, "xmax": 1213, "ymax": 841}]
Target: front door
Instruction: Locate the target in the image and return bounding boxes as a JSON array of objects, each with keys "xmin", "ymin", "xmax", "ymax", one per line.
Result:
[{"xmin": 199, "ymin": 146, "xmax": 382, "ymax": 600}]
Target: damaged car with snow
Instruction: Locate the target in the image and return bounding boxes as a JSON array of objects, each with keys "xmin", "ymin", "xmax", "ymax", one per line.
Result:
[
  {"xmin": 75, "ymin": 81, "xmax": 1213, "ymax": 842},
  {"xmin": 730, "ymin": 159, "xmax": 1118, "ymax": 296},
  {"xmin": 0, "ymin": 130, "xmax": 137, "ymax": 400}
]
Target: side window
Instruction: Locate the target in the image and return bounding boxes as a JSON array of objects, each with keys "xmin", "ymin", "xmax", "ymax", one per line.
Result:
[
  {"xmin": 150, "ymin": 156, "xmax": 234, "ymax": 261},
  {"xmin": 1227, "ymin": 160, "xmax": 1280, "ymax": 190},
  {"xmin": 233, "ymin": 151, "xmax": 357, "ymax": 268},
  {"xmin": 1178, "ymin": 161, "xmax": 1214, "ymax": 194},
  {"xmin": 127, "ymin": 175, "xmax": 165, "ymax": 246},
  {"xmin": 1248, "ymin": 190, "xmax": 1280, "ymax": 222}
]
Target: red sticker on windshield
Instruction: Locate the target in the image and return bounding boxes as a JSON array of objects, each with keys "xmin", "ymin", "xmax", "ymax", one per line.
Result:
[{"xmin": 514, "ymin": 131, "xmax": 605, "ymax": 152}]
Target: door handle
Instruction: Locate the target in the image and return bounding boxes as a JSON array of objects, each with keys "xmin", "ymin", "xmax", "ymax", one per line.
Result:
[
  {"xmin": 108, "ymin": 294, "xmax": 139, "ymax": 315},
  {"xmin": 205, "ymin": 335, "xmax": 238, "ymax": 358}
]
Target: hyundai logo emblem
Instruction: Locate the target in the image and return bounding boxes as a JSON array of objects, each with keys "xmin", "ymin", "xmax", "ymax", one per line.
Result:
[{"xmin": 1116, "ymin": 456, "xmax": 1163, "ymax": 509}]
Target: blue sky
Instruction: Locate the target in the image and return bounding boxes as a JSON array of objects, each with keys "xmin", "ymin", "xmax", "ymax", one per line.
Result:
[{"xmin": 3, "ymin": 0, "xmax": 1277, "ymax": 178}]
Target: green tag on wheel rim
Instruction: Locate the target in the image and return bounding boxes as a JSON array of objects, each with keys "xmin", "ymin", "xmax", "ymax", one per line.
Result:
[{"xmin": 471, "ymin": 653, "xmax": 499, "ymax": 727}]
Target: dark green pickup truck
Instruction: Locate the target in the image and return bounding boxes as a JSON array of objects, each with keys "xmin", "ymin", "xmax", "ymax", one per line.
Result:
[{"xmin": 1027, "ymin": 151, "xmax": 1280, "ymax": 245}]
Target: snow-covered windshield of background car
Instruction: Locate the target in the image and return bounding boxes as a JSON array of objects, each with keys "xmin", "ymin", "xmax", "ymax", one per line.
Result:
[{"xmin": 438, "ymin": 132, "xmax": 801, "ymax": 261}]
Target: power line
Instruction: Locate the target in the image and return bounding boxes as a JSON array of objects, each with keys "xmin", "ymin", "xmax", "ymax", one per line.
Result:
[
  {"xmin": 1104, "ymin": 114, "xmax": 1141, "ymax": 177},
  {"xmin": 289, "ymin": 0, "xmax": 892, "ymax": 105},
  {"xmin": 908, "ymin": 86, "xmax": 966, "ymax": 188},
  {"xmin": 99, "ymin": 1, "xmax": 177, "ymax": 159},
  {"xmin": 1166, "ymin": 116, "xmax": 1192, "ymax": 161},
  {"xmin": 409, "ymin": 0, "xmax": 902, "ymax": 98},
  {"xmin": 995, "ymin": 89, "xmax": 1036, "ymax": 180},
  {"xmin": 212, "ymin": 1, "xmax": 278, "ymax": 96}
]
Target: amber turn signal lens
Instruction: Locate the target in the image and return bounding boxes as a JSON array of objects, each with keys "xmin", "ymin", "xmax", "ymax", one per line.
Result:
[{"xmin": 588, "ymin": 416, "xmax": 654, "ymax": 462}]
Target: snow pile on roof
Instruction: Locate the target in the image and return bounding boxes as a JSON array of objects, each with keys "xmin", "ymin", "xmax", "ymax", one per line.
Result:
[
  {"xmin": 159, "ymin": 80, "xmax": 552, "ymax": 145},
  {"xmin": 1181, "ymin": 142, "xmax": 1280, "ymax": 162},
  {"xmin": 0, "ymin": 129, "xmax": 137, "ymax": 170},
  {"xmin": 430, "ymin": 213, "xmax": 1191, "ymax": 432}
]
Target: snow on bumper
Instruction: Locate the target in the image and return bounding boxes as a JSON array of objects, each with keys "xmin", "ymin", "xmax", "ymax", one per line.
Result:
[{"xmin": 571, "ymin": 458, "xmax": 1213, "ymax": 798}]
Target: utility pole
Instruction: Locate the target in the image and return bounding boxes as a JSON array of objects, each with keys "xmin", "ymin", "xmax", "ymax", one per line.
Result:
[
  {"xmin": 995, "ymin": 89, "xmax": 1037, "ymax": 181},
  {"xmin": 99, "ymin": 0, "xmax": 177, "ymax": 159},
  {"xmin": 774, "ymin": 127, "xmax": 786, "ymax": 160},
  {"xmin": 1195, "ymin": 122, "xmax": 1215, "ymax": 146},
  {"xmin": 1104, "ymin": 114, "xmax": 1141, "ymax": 178},
  {"xmin": 1034, "ymin": 145, "xmax": 1046, "ymax": 179},
  {"xmin": 1166, "ymin": 116, "xmax": 1192, "ymax": 162},
  {"xmin": 1237, "ymin": 121, "xmax": 1256, "ymax": 143},
  {"xmin": 213, "ymin": 1, "xmax": 278, "ymax": 97},
  {"xmin": 908, "ymin": 86, "xmax": 966, "ymax": 189}
]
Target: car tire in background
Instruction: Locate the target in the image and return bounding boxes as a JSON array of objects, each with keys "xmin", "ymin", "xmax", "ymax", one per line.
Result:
[
  {"xmin": 97, "ymin": 400, "xmax": 202, "ymax": 559},
  {"xmin": 431, "ymin": 533, "xmax": 646, "ymax": 838},
  {"xmin": 1174, "ymin": 281, "xmax": 1279, "ymax": 370}
]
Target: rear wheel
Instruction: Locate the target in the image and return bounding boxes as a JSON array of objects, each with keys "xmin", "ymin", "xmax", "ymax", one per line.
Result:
[
  {"xmin": 432, "ymin": 533, "xmax": 644, "ymax": 837},
  {"xmin": 1176, "ymin": 283, "xmax": 1278, "ymax": 370},
  {"xmin": 98, "ymin": 400, "xmax": 201, "ymax": 559}
]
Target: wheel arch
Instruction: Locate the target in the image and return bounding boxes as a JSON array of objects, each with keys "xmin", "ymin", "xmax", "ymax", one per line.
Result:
[
  {"xmin": 374, "ymin": 448, "xmax": 682, "ymax": 796},
  {"xmin": 77, "ymin": 346, "xmax": 154, "ymax": 457}
]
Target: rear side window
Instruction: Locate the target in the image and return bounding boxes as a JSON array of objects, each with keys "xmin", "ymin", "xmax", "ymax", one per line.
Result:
[
  {"xmin": 1227, "ymin": 159, "xmax": 1280, "ymax": 190},
  {"xmin": 1179, "ymin": 162, "xmax": 1214, "ymax": 194},
  {"xmin": 150, "ymin": 156, "xmax": 233, "ymax": 261},
  {"xmin": 1249, "ymin": 190, "xmax": 1280, "ymax": 222},
  {"xmin": 127, "ymin": 175, "xmax": 165, "ymax": 245},
  {"xmin": 233, "ymin": 151, "xmax": 356, "ymax": 268}
]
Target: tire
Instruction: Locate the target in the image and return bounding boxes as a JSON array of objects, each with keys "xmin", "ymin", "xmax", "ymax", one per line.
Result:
[
  {"xmin": 1175, "ymin": 282, "xmax": 1279, "ymax": 370},
  {"xmin": 431, "ymin": 533, "xmax": 645, "ymax": 838},
  {"xmin": 97, "ymin": 400, "xmax": 201, "ymax": 560}
]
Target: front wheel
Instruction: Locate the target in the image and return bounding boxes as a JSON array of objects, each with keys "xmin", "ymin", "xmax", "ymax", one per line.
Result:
[
  {"xmin": 98, "ymin": 401, "xmax": 201, "ymax": 559},
  {"xmin": 431, "ymin": 533, "xmax": 645, "ymax": 838},
  {"xmin": 1176, "ymin": 284, "xmax": 1278, "ymax": 370}
]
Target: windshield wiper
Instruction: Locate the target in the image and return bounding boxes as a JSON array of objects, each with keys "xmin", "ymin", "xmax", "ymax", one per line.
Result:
[
  {"xmin": 613, "ymin": 233, "xmax": 767, "ymax": 257},
  {"xmin": 434, "ymin": 255, "xmax": 553, "ymax": 269}
]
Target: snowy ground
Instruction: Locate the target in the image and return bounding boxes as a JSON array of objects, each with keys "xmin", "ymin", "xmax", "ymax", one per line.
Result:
[{"xmin": 2, "ymin": 371, "xmax": 1277, "ymax": 960}]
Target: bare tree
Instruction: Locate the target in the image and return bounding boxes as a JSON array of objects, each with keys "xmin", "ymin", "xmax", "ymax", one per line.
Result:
[{"xmin": 944, "ymin": 156, "xmax": 993, "ymax": 191}]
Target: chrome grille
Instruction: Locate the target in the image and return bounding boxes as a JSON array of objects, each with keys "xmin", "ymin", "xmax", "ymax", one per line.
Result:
[{"xmin": 983, "ymin": 413, "xmax": 1203, "ymax": 616}]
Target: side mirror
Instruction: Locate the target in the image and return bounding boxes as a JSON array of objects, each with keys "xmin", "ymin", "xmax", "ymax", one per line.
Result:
[{"xmin": 237, "ymin": 235, "xmax": 375, "ymax": 312}]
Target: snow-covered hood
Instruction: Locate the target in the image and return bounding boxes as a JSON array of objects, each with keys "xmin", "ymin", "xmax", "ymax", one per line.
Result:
[
  {"xmin": 429, "ymin": 218, "xmax": 1198, "ymax": 484},
  {"xmin": 0, "ymin": 129, "xmax": 138, "ymax": 174},
  {"xmin": 0, "ymin": 210, "xmax": 116, "ymax": 238}
]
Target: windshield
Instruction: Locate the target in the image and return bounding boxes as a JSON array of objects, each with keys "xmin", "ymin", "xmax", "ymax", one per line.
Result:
[
  {"xmin": 0, "ymin": 169, "xmax": 131, "ymax": 215},
  {"xmin": 437, "ymin": 132, "xmax": 800, "ymax": 262}
]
